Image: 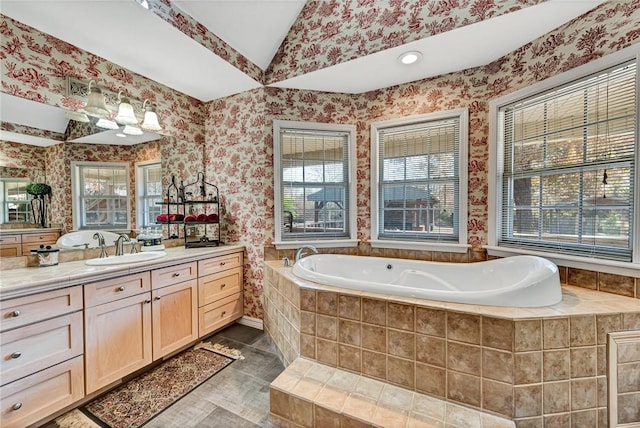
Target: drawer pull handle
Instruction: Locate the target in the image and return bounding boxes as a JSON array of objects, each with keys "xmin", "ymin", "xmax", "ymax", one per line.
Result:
[
  {"xmin": 11, "ymin": 352, "xmax": 22, "ymax": 359},
  {"xmin": 221, "ymin": 311, "xmax": 226, "ymax": 316},
  {"xmin": 155, "ymin": 296, "xmax": 161, "ymax": 301},
  {"xmin": 117, "ymin": 286, "xmax": 126, "ymax": 292},
  {"xmin": 173, "ymin": 272, "xmax": 181, "ymax": 277},
  {"xmin": 220, "ymin": 262, "xmax": 226, "ymax": 266},
  {"xmin": 221, "ymin": 283, "xmax": 226, "ymax": 288},
  {"xmin": 11, "ymin": 310, "xmax": 20, "ymax": 317},
  {"xmin": 12, "ymin": 403, "xmax": 22, "ymax": 411},
  {"xmin": 144, "ymin": 299, "xmax": 151, "ymax": 304}
]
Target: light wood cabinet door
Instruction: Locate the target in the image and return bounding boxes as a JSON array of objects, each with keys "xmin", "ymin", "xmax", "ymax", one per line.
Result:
[
  {"xmin": 84, "ymin": 293, "xmax": 152, "ymax": 394},
  {"xmin": 198, "ymin": 292, "xmax": 243, "ymax": 337},
  {"xmin": 152, "ymin": 279, "xmax": 198, "ymax": 360},
  {"xmin": 0, "ymin": 312, "xmax": 83, "ymax": 386},
  {"xmin": 0, "ymin": 235, "xmax": 20, "ymax": 258},
  {"xmin": 1, "ymin": 356, "xmax": 84, "ymax": 428}
]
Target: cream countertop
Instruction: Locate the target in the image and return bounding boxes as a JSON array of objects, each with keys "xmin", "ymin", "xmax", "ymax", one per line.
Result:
[
  {"xmin": 0, "ymin": 244, "xmax": 244, "ymax": 300},
  {"xmin": 0, "ymin": 228, "xmax": 61, "ymax": 235}
]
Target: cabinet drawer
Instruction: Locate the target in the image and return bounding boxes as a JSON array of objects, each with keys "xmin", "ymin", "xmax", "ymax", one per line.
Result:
[
  {"xmin": 198, "ymin": 252, "xmax": 243, "ymax": 277},
  {"xmin": 198, "ymin": 292, "xmax": 243, "ymax": 337},
  {"xmin": 198, "ymin": 267, "xmax": 242, "ymax": 307},
  {"xmin": 21, "ymin": 232, "xmax": 59, "ymax": 244},
  {"xmin": 0, "ymin": 244, "xmax": 21, "ymax": 258},
  {"xmin": 0, "ymin": 235, "xmax": 21, "ymax": 245},
  {"xmin": 151, "ymin": 261, "xmax": 197, "ymax": 289},
  {"xmin": 1, "ymin": 356, "xmax": 84, "ymax": 428},
  {"xmin": 1, "ymin": 287, "xmax": 82, "ymax": 333},
  {"xmin": 84, "ymin": 272, "xmax": 151, "ymax": 307},
  {"xmin": 1, "ymin": 312, "xmax": 83, "ymax": 385}
]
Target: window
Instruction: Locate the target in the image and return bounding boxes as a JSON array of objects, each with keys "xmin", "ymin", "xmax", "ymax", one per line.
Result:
[
  {"xmin": 273, "ymin": 120, "xmax": 357, "ymax": 248},
  {"xmin": 491, "ymin": 51, "xmax": 638, "ymax": 264},
  {"xmin": 370, "ymin": 109, "xmax": 468, "ymax": 250},
  {"xmin": 72, "ymin": 162, "xmax": 129, "ymax": 230},
  {"xmin": 137, "ymin": 161, "xmax": 162, "ymax": 228},
  {"xmin": 0, "ymin": 179, "xmax": 31, "ymax": 223}
]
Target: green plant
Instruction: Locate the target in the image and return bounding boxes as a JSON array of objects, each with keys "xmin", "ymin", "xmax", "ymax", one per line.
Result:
[{"xmin": 25, "ymin": 182, "xmax": 52, "ymax": 196}]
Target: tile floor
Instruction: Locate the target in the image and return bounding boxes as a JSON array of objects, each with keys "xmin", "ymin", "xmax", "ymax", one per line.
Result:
[{"xmin": 44, "ymin": 323, "xmax": 285, "ymax": 428}]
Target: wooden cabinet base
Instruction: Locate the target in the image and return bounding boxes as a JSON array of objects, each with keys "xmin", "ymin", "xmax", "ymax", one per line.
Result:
[
  {"xmin": 198, "ymin": 292, "xmax": 243, "ymax": 337},
  {"xmin": 0, "ymin": 356, "xmax": 84, "ymax": 428}
]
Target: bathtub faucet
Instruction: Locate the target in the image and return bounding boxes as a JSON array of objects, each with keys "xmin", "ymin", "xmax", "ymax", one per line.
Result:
[
  {"xmin": 295, "ymin": 245, "xmax": 318, "ymax": 262},
  {"xmin": 93, "ymin": 232, "xmax": 108, "ymax": 258}
]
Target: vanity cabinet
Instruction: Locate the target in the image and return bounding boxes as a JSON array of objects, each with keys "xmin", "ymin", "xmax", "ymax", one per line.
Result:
[
  {"xmin": 0, "ymin": 287, "xmax": 84, "ymax": 428},
  {"xmin": 0, "ymin": 234, "xmax": 21, "ymax": 257},
  {"xmin": 21, "ymin": 231, "xmax": 59, "ymax": 255},
  {"xmin": 84, "ymin": 272, "xmax": 153, "ymax": 394},
  {"xmin": 198, "ymin": 252, "xmax": 244, "ymax": 336},
  {"xmin": 0, "ymin": 230, "xmax": 60, "ymax": 257}
]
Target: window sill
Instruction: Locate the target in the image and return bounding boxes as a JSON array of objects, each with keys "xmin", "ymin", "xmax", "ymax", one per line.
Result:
[
  {"xmin": 370, "ymin": 240, "xmax": 470, "ymax": 253},
  {"xmin": 274, "ymin": 239, "xmax": 358, "ymax": 250},
  {"xmin": 484, "ymin": 245, "xmax": 640, "ymax": 278}
]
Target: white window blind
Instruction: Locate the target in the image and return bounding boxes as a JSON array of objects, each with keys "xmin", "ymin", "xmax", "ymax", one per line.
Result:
[
  {"xmin": 378, "ymin": 117, "xmax": 461, "ymax": 241},
  {"xmin": 76, "ymin": 163, "xmax": 129, "ymax": 230},
  {"xmin": 499, "ymin": 60, "xmax": 636, "ymax": 261},
  {"xmin": 0, "ymin": 179, "xmax": 31, "ymax": 223},
  {"xmin": 138, "ymin": 162, "xmax": 162, "ymax": 228},
  {"xmin": 278, "ymin": 128, "xmax": 351, "ymax": 240}
]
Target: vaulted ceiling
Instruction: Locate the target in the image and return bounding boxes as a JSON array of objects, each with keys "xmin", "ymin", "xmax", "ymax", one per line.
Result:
[{"xmin": 1, "ymin": 0, "xmax": 607, "ymax": 102}]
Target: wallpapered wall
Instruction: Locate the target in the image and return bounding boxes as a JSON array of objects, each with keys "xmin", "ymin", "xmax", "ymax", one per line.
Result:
[{"xmin": 1, "ymin": 2, "xmax": 639, "ymax": 319}]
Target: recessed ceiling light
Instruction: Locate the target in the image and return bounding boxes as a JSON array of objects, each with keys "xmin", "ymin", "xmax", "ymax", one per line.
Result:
[{"xmin": 398, "ymin": 51, "xmax": 422, "ymax": 65}]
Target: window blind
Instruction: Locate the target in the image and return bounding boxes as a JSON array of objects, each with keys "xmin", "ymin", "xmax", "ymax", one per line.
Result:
[
  {"xmin": 79, "ymin": 164, "xmax": 128, "ymax": 229},
  {"xmin": 279, "ymin": 128, "xmax": 350, "ymax": 240},
  {"xmin": 499, "ymin": 60, "xmax": 636, "ymax": 261},
  {"xmin": 378, "ymin": 117, "xmax": 460, "ymax": 241}
]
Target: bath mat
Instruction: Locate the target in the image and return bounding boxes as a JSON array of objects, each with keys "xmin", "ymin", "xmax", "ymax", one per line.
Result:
[
  {"xmin": 79, "ymin": 347, "xmax": 233, "ymax": 428},
  {"xmin": 195, "ymin": 341, "xmax": 245, "ymax": 360}
]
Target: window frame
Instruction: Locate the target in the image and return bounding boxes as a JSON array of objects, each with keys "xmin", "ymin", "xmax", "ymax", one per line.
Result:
[
  {"xmin": 136, "ymin": 160, "xmax": 162, "ymax": 230},
  {"xmin": 488, "ymin": 45, "xmax": 640, "ymax": 276},
  {"xmin": 0, "ymin": 178, "xmax": 32, "ymax": 223},
  {"xmin": 370, "ymin": 109, "xmax": 469, "ymax": 252},
  {"xmin": 71, "ymin": 161, "xmax": 130, "ymax": 231},
  {"xmin": 273, "ymin": 120, "xmax": 357, "ymax": 249}
]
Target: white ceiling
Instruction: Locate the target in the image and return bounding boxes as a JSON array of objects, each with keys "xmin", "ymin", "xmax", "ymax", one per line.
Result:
[{"xmin": 1, "ymin": 0, "xmax": 606, "ymax": 146}]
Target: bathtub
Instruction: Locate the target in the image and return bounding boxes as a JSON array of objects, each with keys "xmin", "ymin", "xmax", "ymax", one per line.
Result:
[
  {"xmin": 292, "ymin": 254, "xmax": 562, "ymax": 307},
  {"xmin": 56, "ymin": 230, "xmax": 121, "ymax": 250}
]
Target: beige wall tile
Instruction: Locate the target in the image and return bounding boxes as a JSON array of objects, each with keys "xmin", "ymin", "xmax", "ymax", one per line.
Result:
[
  {"xmin": 387, "ymin": 356, "xmax": 415, "ymax": 389},
  {"xmin": 447, "ymin": 342, "xmax": 481, "ymax": 375},
  {"xmin": 512, "ymin": 416, "xmax": 543, "ymax": 427},
  {"xmin": 416, "ymin": 334, "xmax": 446, "ymax": 368},
  {"xmin": 515, "ymin": 320, "xmax": 543, "ymax": 352},
  {"xmin": 292, "ymin": 377, "xmax": 324, "ymax": 401},
  {"xmin": 543, "ymin": 413, "xmax": 570, "ymax": 427},
  {"xmin": 342, "ymin": 393, "xmax": 377, "ymax": 424},
  {"xmin": 543, "ymin": 350, "xmax": 570, "ymax": 381},
  {"xmin": 483, "ymin": 348, "xmax": 514, "ymax": 384},
  {"xmin": 314, "ymin": 404, "xmax": 341, "ymax": 428},
  {"xmin": 362, "ymin": 350, "xmax": 386, "ymax": 380},
  {"xmin": 618, "ymin": 392, "xmax": 640, "ymax": 424},
  {"xmin": 623, "ymin": 312, "xmax": 640, "ymax": 330},
  {"xmin": 618, "ymin": 341, "xmax": 640, "ymax": 363},
  {"xmin": 411, "ymin": 394, "xmax": 445, "ymax": 421},
  {"xmin": 354, "ymin": 376, "xmax": 385, "ymax": 401},
  {"xmin": 416, "ymin": 307, "xmax": 446, "ymax": 337},
  {"xmin": 387, "ymin": 302, "xmax": 415, "ymax": 331},
  {"xmin": 406, "ymin": 412, "xmax": 445, "ymax": 428},
  {"xmin": 543, "ymin": 318, "xmax": 569, "ymax": 349},
  {"xmin": 362, "ymin": 324, "xmax": 386, "ymax": 353},
  {"xmin": 596, "ymin": 314, "xmax": 622, "ymax": 344},
  {"xmin": 387, "ymin": 329, "xmax": 415, "ymax": 359},
  {"xmin": 514, "ymin": 384, "xmax": 543, "ymax": 418},
  {"xmin": 514, "ymin": 352, "xmax": 542, "ymax": 385},
  {"xmin": 569, "ymin": 316, "xmax": 596, "ymax": 347},
  {"xmin": 270, "ymin": 387, "xmax": 291, "ymax": 419},
  {"xmin": 338, "ymin": 319, "xmax": 361, "ymax": 346},
  {"xmin": 571, "ymin": 409, "xmax": 597, "ymax": 428},
  {"xmin": 317, "ymin": 291, "xmax": 338, "ymax": 316},
  {"xmin": 447, "ymin": 371, "xmax": 481, "ymax": 407},
  {"xmin": 372, "ymin": 402, "xmax": 408, "ymax": 428},
  {"xmin": 618, "ymin": 362, "xmax": 640, "ymax": 393},
  {"xmin": 483, "ymin": 317, "xmax": 514, "ymax": 351},
  {"xmin": 338, "ymin": 295, "xmax": 361, "ymax": 320},
  {"xmin": 316, "ymin": 338, "xmax": 337, "ymax": 366},
  {"xmin": 568, "ymin": 268, "xmax": 597, "ymax": 289},
  {"xmin": 598, "ymin": 272, "xmax": 635, "ymax": 297},
  {"xmin": 341, "ymin": 415, "xmax": 372, "ymax": 428},
  {"xmin": 415, "ymin": 363, "xmax": 445, "ymax": 397},
  {"xmin": 482, "ymin": 379, "xmax": 514, "ymax": 418},
  {"xmin": 543, "ymin": 381, "xmax": 570, "ymax": 414},
  {"xmin": 571, "ymin": 378, "xmax": 597, "ymax": 410},
  {"xmin": 338, "ymin": 344, "xmax": 361, "ymax": 372},
  {"xmin": 451, "ymin": 252, "xmax": 469, "ymax": 263},
  {"xmin": 317, "ymin": 314, "xmax": 337, "ymax": 341},
  {"xmin": 447, "ymin": 312, "xmax": 481, "ymax": 345},
  {"xmin": 570, "ymin": 347, "xmax": 597, "ymax": 378},
  {"xmin": 596, "ymin": 376, "xmax": 607, "ymax": 408},
  {"xmin": 300, "ymin": 311, "xmax": 316, "ymax": 335},
  {"xmin": 315, "ymin": 385, "xmax": 348, "ymax": 413},
  {"xmin": 432, "ymin": 251, "xmax": 451, "ymax": 262},
  {"xmin": 300, "ymin": 288, "xmax": 316, "ymax": 312},
  {"xmin": 362, "ymin": 298, "xmax": 386, "ymax": 326},
  {"xmin": 301, "ymin": 333, "xmax": 316, "ymax": 359}
]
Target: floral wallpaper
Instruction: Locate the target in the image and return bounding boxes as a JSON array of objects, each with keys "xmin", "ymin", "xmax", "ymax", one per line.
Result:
[
  {"xmin": 265, "ymin": 0, "xmax": 545, "ymax": 83},
  {"xmin": 0, "ymin": 140, "xmax": 46, "ymax": 172}
]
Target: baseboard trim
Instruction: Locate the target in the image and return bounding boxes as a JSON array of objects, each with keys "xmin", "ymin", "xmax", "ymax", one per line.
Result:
[{"xmin": 237, "ymin": 315, "xmax": 263, "ymax": 330}]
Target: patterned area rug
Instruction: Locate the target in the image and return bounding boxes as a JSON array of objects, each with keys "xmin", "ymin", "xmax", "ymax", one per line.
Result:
[{"xmin": 75, "ymin": 347, "xmax": 233, "ymax": 428}]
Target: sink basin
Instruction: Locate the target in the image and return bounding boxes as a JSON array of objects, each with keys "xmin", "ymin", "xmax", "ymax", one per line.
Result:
[{"xmin": 85, "ymin": 251, "xmax": 167, "ymax": 266}]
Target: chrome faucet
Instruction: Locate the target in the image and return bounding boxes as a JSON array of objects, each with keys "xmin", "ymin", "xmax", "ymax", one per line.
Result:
[
  {"xmin": 295, "ymin": 245, "xmax": 318, "ymax": 262},
  {"xmin": 93, "ymin": 232, "xmax": 108, "ymax": 258},
  {"xmin": 114, "ymin": 234, "xmax": 131, "ymax": 256}
]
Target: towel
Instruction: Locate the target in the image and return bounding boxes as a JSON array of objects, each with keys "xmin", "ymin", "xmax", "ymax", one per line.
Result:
[
  {"xmin": 156, "ymin": 214, "xmax": 168, "ymax": 222},
  {"xmin": 197, "ymin": 213, "xmax": 208, "ymax": 222},
  {"xmin": 184, "ymin": 214, "xmax": 197, "ymax": 222},
  {"xmin": 207, "ymin": 213, "xmax": 219, "ymax": 222}
]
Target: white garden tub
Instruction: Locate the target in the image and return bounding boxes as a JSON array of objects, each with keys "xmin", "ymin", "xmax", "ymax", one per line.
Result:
[
  {"xmin": 292, "ymin": 254, "xmax": 561, "ymax": 307},
  {"xmin": 56, "ymin": 230, "xmax": 121, "ymax": 250}
]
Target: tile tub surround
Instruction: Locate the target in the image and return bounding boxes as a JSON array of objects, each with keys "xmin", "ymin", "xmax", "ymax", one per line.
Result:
[{"xmin": 263, "ymin": 261, "xmax": 640, "ymax": 426}]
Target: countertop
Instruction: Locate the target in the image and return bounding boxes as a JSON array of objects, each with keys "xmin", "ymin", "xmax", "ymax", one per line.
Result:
[
  {"xmin": 0, "ymin": 244, "xmax": 245, "ymax": 300},
  {"xmin": 0, "ymin": 227, "xmax": 61, "ymax": 235}
]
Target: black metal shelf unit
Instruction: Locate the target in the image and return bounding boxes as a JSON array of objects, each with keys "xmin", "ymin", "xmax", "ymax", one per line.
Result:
[
  {"xmin": 181, "ymin": 172, "xmax": 220, "ymax": 248},
  {"xmin": 155, "ymin": 175, "xmax": 184, "ymax": 239}
]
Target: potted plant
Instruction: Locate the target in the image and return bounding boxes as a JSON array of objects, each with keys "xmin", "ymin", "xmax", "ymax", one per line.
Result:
[{"xmin": 26, "ymin": 183, "xmax": 51, "ymax": 228}]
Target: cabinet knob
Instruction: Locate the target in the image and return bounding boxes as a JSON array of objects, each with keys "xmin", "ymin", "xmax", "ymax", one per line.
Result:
[
  {"xmin": 12, "ymin": 402, "xmax": 22, "ymax": 411},
  {"xmin": 220, "ymin": 283, "xmax": 226, "ymax": 288},
  {"xmin": 173, "ymin": 272, "xmax": 181, "ymax": 277},
  {"xmin": 117, "ymin": 286, "xmax": 126, "ymax": 292},
  {"xmin": 220, "ymin": 262, "xmax": 226, "ymax": 266},
  {"xmin": 10, "ymin": 310, "xmax": 20, "ymax": 317},
  {"xmin": 155, "ymin": 296, "xmax": 161, "ymax": 301},
  {"xmin": 11, "ymin": 351, "xmax": 22, "ymax": 359},
  {"xmin": 144, "ymin": 299, "xmax": 151, "ymax": 304},
  {"xmin": 221, "ymin": 311, "xmax": 226, "ymax": 316}
]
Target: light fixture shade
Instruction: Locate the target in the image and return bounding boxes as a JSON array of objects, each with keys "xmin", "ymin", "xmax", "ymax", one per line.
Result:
[
  {"xmin": 141, "ymin": 106, "xmax": 162, "ymax": 132},
  {"xmin": 123, "ymin": 125, "xmax": 143, "ymax": 136},
  {"xmin": 95, "ymin": 118, "xmax": 119, "ymax": 130},
  {"xmin": 84, "ymin": 86, "xmax": 109, "ymax": 117},
  {"xmin": 115, "ymin": 96, "xmax": 138, "ymax": 125},
  {"xmin": 66, "ymin": 110, "xmax": 90, "ymax": 122}
]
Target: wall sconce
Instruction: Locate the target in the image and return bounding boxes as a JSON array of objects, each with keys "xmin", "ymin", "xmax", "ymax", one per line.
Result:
[
  {"xmin": 123, "ymin": 125, "xmax": 143, "ymax": 135},
  {"xmin": 115, "ymin": 91, "xmax": 138, "ymax": 125},
  {"xmin": 141, "ymin": 100, "xmax": 162, "ymax": 131},
  {"xmin": 82, "ymin": 80, "xmax": 109, "ymax": 117},
  {"xmin": 95, "ymin": 118, "xmax": 119, "ymax": 130}
]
